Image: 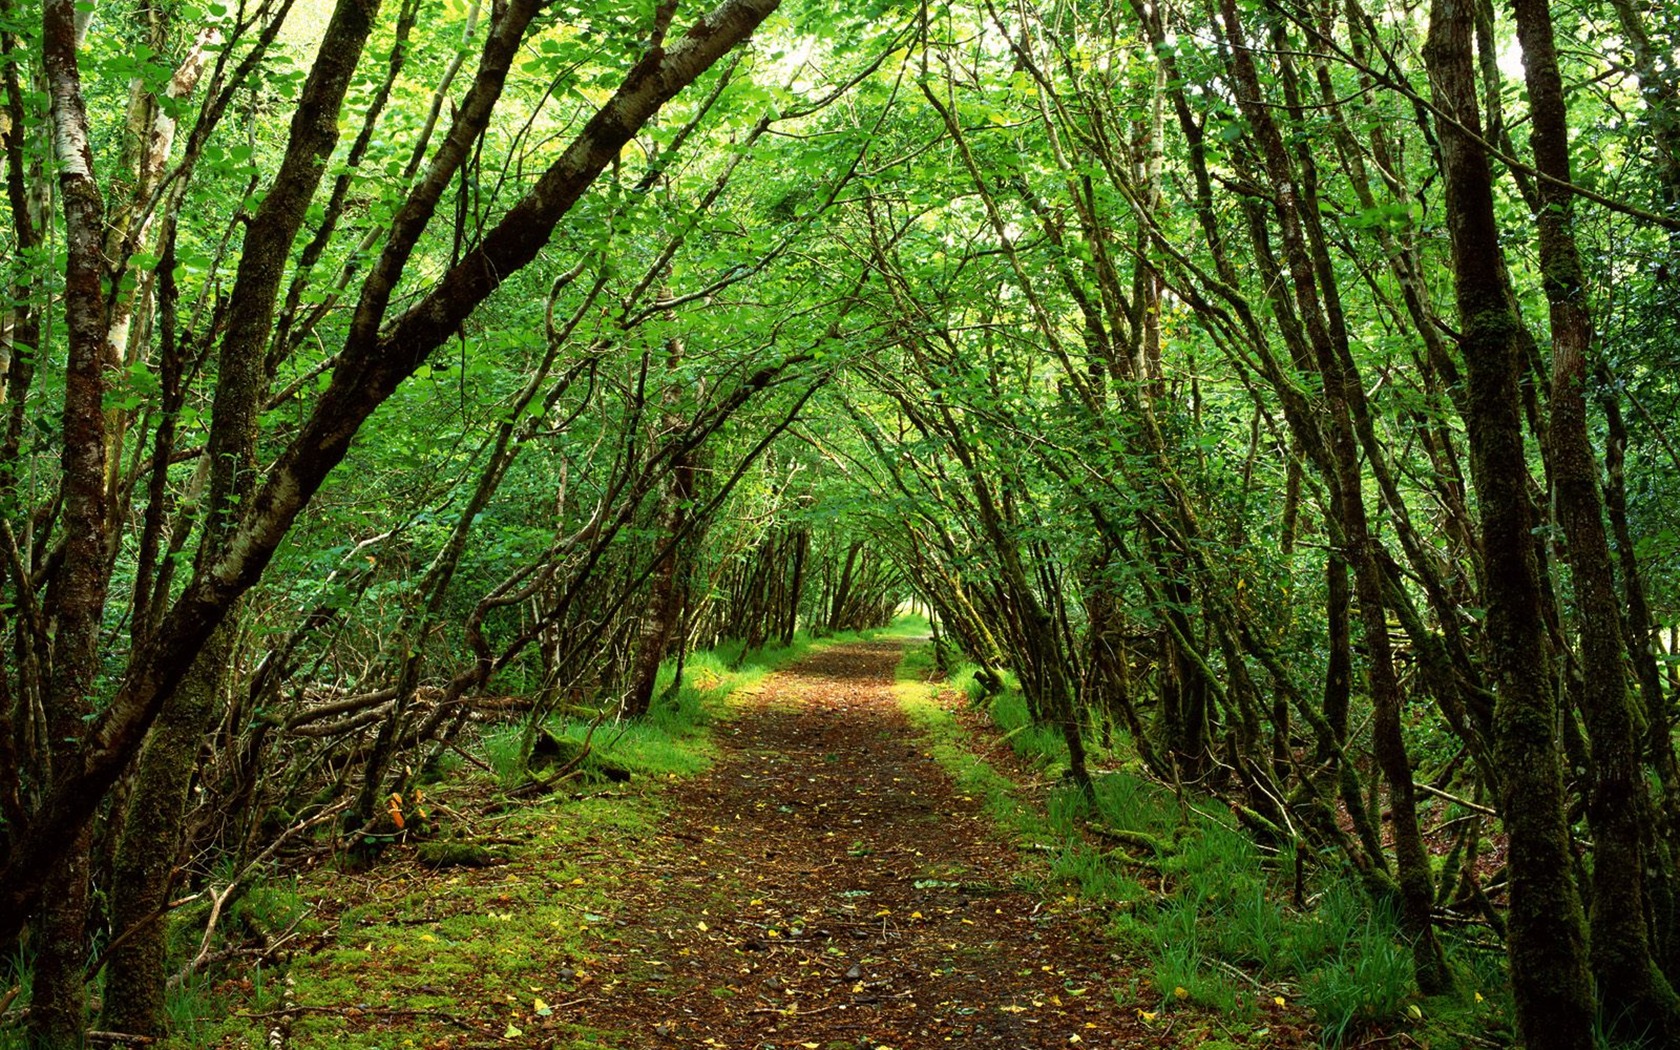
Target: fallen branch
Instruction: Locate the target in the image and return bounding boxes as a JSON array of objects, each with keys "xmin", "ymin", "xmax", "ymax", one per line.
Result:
[
  {"xmin": 747, "ymin": 1002, "xmax": 844, "ymax": 1017},
  {"xmin": 172, "ymin": 802, "xmax": 347, "ymax": 986},
  {"xmin": 1412, "ymin": 780, "xmax": 1498, "ymax": 818},
  {"xmin": 448, "ymin": 741, "xmax": 496, "ymax": 774},
  {"xmin": 1083, "ymin": 821, "xmax": 1173, "ymax": 854}
]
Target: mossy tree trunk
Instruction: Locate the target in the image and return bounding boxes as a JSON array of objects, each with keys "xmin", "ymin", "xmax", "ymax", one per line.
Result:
[
  {"xmin": 1214, "ymin": 0, "xmax": 1448, "ymax": 992},
  {"xmin": 102, "ymin": 625, "xmax": 231, "ymax": 1034},
  {"xmin": 1512, "ymin": 0, "xmax": 1680, "ymax": 1033},
  {"xmin": 626, "ymin": 310, "xmax": 697, "ymax": 719},
  {"xmin": 1424, "ymin": 0, "xmax": 1595, "ymax": 1042},
  {"xmin": 30, "ymin": 0, "xmax": 112, "ymax": 1040},
  {"xmin": 102, "ymin": 0, "xmax": 386, "ymax": 1024}
]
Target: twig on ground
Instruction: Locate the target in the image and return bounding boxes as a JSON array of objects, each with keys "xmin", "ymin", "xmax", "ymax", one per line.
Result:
[
  {"xmin": 1412, "ymin": 781, "xmax": 1498, "ymax": 817},
  {"xmin": 176, "ymin": 803, "xmax": 349, "ymax": 985},
  {"xmin": 747, "ymin": 1002, "xmax": 844, "ymax": 1017},
  {"xmin": 449, "ymin": 741, "xmax": 497, "ymax": 774},
  {"xmin": 1210, "ymin": 957, "xmax": 1275, "ymax": 992}
]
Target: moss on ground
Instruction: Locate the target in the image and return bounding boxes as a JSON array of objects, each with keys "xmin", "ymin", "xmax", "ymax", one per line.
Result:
[{"xmin": 162, "ymin": 626, "xmax": 894, "ymax": 1050}]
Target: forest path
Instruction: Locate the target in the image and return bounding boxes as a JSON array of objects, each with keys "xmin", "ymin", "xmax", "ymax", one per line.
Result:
[{"xmin": 575, "ymin": 638, "xmax": 1158, "ymax": 1048}]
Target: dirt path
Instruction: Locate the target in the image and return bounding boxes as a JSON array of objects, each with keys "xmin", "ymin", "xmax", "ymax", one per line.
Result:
[{"xmin": 578, "ymin": 639, "xmax": 1156, "ymax": 1048}]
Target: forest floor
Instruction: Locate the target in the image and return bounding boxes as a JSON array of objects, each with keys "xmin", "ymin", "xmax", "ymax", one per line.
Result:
[
  {"xmin": 201, "ymin": 637, "xmax": 1324, "ymax": 1050},
  {"xmin": 570, "ymin": 638, "xmax": 1216, "ymax": 1049}
]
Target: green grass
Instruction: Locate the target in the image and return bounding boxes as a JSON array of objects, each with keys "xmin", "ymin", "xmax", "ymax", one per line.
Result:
[
  {"xmin": 96, "ymin": 624, "xmax": 905, "ymax": 1049},
  {"xmin": 896, "ymin": 648, "xmax": 1051, "ymax": 847},
  {"xmin": 1297, "ymin": 896, "xmax": 1413, "ymax": 1046},
  {"xmin": 892, "ymin": 641, "xmax": 1516, "ymax": 1048}
]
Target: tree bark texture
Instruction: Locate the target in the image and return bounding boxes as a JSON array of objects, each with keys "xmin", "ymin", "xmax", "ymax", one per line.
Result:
[
  {"xmin": 102, "ymin": 0, "xmax": 385, "ymax": 1027},
  {"xmin": 626, "ymin": 321, "xmax": 698, "ymax": 719},
  {"xmin": 1512, "ymin": 0, "xmax": 1680, "ymax": 1032},
  {"xmin": 102, "ymin": 625, "xmax": 232, "ymax": 1034},
  {"xmin": 32, "ymin": 0, "xmax": 113, "ymax": 1041},
  {"xmin": 1424, "ymin": 0, "xmax": 1595, "ymax": 1043}
]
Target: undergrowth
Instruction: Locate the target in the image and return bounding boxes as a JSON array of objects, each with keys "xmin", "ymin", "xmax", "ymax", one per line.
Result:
[
  {"xmin": 0, "ymin": 628, "xmax": 893, "ymax": 1050},
  {"xmin": 894, "ymin": 641, "xmax": 1515, "ymax": 1049}
]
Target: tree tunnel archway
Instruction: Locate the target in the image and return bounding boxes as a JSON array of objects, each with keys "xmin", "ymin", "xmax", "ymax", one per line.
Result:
[{"xmin": 5, "ymin": 0, "xmax": 1680, "ymax": 1042}]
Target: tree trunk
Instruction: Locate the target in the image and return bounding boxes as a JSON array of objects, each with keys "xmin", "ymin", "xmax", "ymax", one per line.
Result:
[
  {"xmin": 1423, "ymin": 0, "xmax": 1595, "ymax": 1043},
  {"xmin": 102, "ymin": 625, "xmax": 230, "ymax": 1034},
  {"xmin": 103, "ymin": 0, "xmax": 385, "ymax": 1020},
  {"xmin": 1215, "ymin": 0, "xmax": 1446, "ymax": 991},
  {"xmin": 1601, "ymin": 382, "xmax": 1680, "ymax": 976},
  {"xmin": 625, "ymin": 317, "xmax": 696, "ymax": 719},
  {"xmin": 828, "ymin": 541, "xmax": 860, "ymax": 631},
  {"xmin": 1512, "ymin": 0, "xmax": 1680, "ymax": 1032},
  {"xmin": 32, "ymin": 0, "xmax": 114, "ymax": 1040},
  {"xmin": 779, "ymin": 529, "xmax": 806, "ymax": 647}
]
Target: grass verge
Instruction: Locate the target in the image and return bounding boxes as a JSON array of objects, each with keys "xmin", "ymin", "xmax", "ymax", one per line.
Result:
[{"xmin": 892, "ymin": 641, "xmax": 1514, "ymax": 1049}]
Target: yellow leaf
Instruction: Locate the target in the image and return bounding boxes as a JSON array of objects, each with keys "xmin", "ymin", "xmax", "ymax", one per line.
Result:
[
  {"xmin": 1274, "ymin": 995, "xmax": 1286, "ymax": 1007},
  {"xmin": 1475, "ymin": 991, "xmax": 1484, "ymax": 1003},
  {"xmin": 570, "ymin": 876, "xmax": 584, "ymax": 885},
  {"xmin": 697, "ymin": 921, "xmax": 709, "ymax": 932},
  {"xmin": 1138, "ymin": 1009, "xmax": 1157, "ymax": 1022},
  {"xmin": 1173, "ymin": 986, "xmax": 1189, "ymax": 1001},
  {"xmin": 533, "ymin": 997, "xmax": 550, "ymax": 1015},
  {"xmin": 910, "ymin": 911, "xmax": 923, "ymax": 919},
  {"xmin": 502, "ymin": 1023, "xmax": 523, "ymax": 1039}
]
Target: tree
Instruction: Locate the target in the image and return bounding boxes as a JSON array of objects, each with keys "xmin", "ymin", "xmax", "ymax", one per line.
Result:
[{"xmin": 0, "ymin": 0, "xmax": 787, "ymax": 1035}]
